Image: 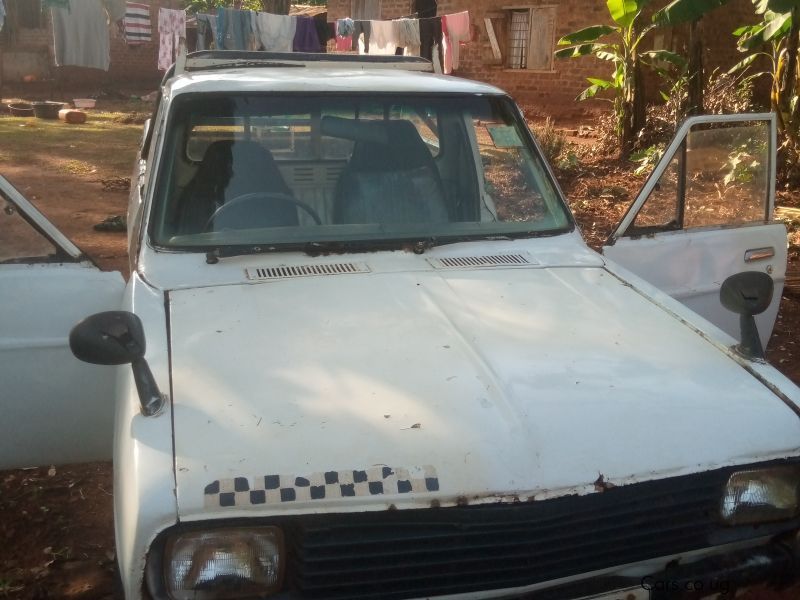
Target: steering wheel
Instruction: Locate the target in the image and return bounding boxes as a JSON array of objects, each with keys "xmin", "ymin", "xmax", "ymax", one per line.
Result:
[{"xmin": 204, "ymin": 192, "xmax": 322, "ymax": 231}]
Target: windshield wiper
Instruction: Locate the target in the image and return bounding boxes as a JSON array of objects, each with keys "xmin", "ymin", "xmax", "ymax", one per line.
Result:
[
  {"xmin": 205, "ymin": 245, "xmax": 281, "ymax": 263},
  {"xmin": 186, "ymin": 61, "xmax": 303, "ymax": 72},
  {"xmin": 203, "ymin": 235, "xmax": 493, "ymax": 264}
]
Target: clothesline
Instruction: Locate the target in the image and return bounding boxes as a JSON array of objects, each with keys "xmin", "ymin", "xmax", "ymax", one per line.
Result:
[
  {"xmin": 41, "ymin": 0, "xmax": 470, "ymax": 77},
  {"xmin": 333, "ymin": 11, "xmax": 470, "ymax": 74}
]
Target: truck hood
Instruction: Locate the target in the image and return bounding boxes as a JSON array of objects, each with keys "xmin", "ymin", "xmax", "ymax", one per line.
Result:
[{"xmin": 168, "ymin": 265, "xmax": 800, "ymax": 519}]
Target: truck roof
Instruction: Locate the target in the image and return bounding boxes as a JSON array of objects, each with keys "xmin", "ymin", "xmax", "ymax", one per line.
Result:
[
  {"xmin": 164, "ymin": 51, "xmax": 507, "ymax": 97},
  {"xmin": 168, "ymin": 69, "xmax": 507, "ymax": 96}
]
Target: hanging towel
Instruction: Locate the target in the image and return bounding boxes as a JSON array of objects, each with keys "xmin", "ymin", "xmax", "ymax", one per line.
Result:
[
  {"xmin": 123, "ymin": 2, "xmax": 151, "ymax": 45},
  {"xmin": 158, "ymin": 7, "xmax": 185, "ymax": 70},
  {"xmin": 293, "ymin": 16, "xmax": 321, "ymax": 53},
  {"xmin": 441, "ymin": 11, "xmax": 469, "ymax": 74},
  {"xmin": 353, "ymin": 20, "xmax": 371, "ymax": 53},
  {"xmin": 395, "ymin": 18, "xmax": 420, "ymax": 56},
  {"xmin": 255, "ymin": 12, "xmax": 296, "ymax": 52},
  {"xmin": 369, "ymin": 20, "xmax": 399, "ymax": 55},
  {"xmin": 51, "ymin": 0, "xmax": 112, "ymax": 71}
]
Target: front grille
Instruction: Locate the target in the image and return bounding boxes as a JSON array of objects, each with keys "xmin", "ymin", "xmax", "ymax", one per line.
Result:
[{"xmin": 285, "ymin": 467, "xmax": 765, "ymax": 599}]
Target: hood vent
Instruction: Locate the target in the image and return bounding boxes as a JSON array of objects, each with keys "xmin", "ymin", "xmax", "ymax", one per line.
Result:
[
  {"xmin": 246, "ymin": 262, "xmax": 370, "ymax": 281},
  {"xmin": 428, "ymin": 253, "xmax": 536, "ymax": 270}
]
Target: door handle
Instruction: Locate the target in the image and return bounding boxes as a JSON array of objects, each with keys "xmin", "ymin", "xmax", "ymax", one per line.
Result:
[{"xmin": 744, "ymin": 247, "xmax": 775, "ymax": 262}]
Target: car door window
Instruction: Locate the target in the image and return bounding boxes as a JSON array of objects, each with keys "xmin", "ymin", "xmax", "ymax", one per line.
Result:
[
  {"xmin": 0, "ymin": 196, "xmax": 59, "ymax": 263},
  {"xmin": 603, "ymin": 114, "xmax": 783, "ymax": 348},
  {"xmin": 626, "ymin": 119, "xmax": 772, "ymax": 236}
]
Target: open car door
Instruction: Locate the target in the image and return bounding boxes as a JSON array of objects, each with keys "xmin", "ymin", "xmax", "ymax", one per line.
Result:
[
  {"xmin": 603, "ymin": 113, "xmax": 785, "ymax": 349},
  {"xmin": 0, "ymin": 176, "xmax": 125, "ymax": 469}
]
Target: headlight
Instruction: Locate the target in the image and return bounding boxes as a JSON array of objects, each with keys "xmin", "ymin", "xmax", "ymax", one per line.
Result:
[
  {"xmin": 721, "ymin": 466, "xmax": 800, "ymax": 526},
  {"xmin": 164, "ymin": 527, "xmax": 284, "ymax": 599}
]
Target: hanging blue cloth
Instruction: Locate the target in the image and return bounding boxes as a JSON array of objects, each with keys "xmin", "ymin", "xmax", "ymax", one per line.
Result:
[
  {"xmin": 216, "ymin": 8, "xmax": 225, "ymax": 48},
  {"xmin": 218, "ymin": 8, "xmax": 250, "ymax": 50}
]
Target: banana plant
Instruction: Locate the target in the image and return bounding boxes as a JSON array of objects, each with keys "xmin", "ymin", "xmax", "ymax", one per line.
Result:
[
  {"xmin": 731, "ymin": 0, "xmax": 800, "ymax": 146},
  {"xmin": 651, "ymin": 0, "xmax": 732, "ymax": 115},
  {"xmin": 555, "ymin": 0, "xmax": 683, "ymax": 155}
]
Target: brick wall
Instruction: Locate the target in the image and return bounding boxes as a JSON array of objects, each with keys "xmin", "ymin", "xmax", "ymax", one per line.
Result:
[{"xmin": 328, "ymin": 0, "xmax": 762, "ymax": 116}]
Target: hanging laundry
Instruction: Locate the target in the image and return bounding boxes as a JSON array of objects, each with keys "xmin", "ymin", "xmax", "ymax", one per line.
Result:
[
  {"xmin": 196, "ymin": 13, "xmax": 216, "ymax": 51},
  {"xmin": 217, "ymin": 8, "xmax": 250, "ymax": 51},
  {"xmin": 368, "ymin": 19, "xmax": 399, "ymax": 55},
  {"xmin": 123, "ymin": 2, "xmax": 151, "ymax": 45},
  {"xmin": 335, "ymin": 18, "xmax": 354, "ymax": 51},
  {"xmin": 255, "ymin": 12, "xmax": 296, "ymax": 53},
  {"xmin": 293, "ymin": 16, "xmax": 321, "ymax": 53},
  {"xmin": 158, "ymin": 7, "xmax": 186, "ymax": 71},
  {"xmin": 418, "ymin": 17, "xmax": 442, "ymax": 62},
  {"xmin": 0, "ymin": 1, "xmax": 5, "ymax": 33},
  {"xmin": 337, "ymin": 18, "xmax": 355, "ymax": 38},
  {"xmin": 441, "ymin": 11, "xmax": 470, "ymax": 74},
  {"xmin": 313, "ymin": 13, "xmax": 332, "ymax": 52},
  {"xmin": 414, "ymin": 0, "xmax": 437, "ymax": 19},
  {"xmin": 395, "ymin": 18, "xmax": 420, "ymax": 56},
  {"xmin": 248, "ymin": 11, "xmax": 260, "ymax": 50},
  {"xmin": 352, "ymin": 20, "xmax": 371, "ymax": 53},
  {"xmin": 51, "ymin": 0, "xmax": 114, "ymax": 71}
]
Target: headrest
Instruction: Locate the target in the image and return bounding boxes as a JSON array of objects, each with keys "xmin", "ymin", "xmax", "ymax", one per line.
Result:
[{"xmin": 321, "ymin": 116, "xmax": 390, "ymax": 145}]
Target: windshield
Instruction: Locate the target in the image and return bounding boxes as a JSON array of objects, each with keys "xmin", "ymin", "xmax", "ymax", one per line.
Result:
[{"xmin": 151, "ymin": 93, "xmax": 571, "ymax": 250}]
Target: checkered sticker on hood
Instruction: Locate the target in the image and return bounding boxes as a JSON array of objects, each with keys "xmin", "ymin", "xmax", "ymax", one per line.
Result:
[{"xmin": 204, "ymin": 465, "xmax": 439, "ymax": 508}]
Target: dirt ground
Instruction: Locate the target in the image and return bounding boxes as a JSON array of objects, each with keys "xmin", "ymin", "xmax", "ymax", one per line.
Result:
[{"xmin": 0, "ymin": 103, "xmax": 799, "ymax": 599}]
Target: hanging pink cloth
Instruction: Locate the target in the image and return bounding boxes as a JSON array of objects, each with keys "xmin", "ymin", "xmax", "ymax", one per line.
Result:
[
  {"xmin": 158, "ymin": 8, "xmax": 185, "ymax": 71},
  {"xmin": 441, "ymin": 11, "xmax": 470, "ymax": 74},
  {"xmin": 336, "ymin": 35, "xmax": 352, "ymax": 51}
]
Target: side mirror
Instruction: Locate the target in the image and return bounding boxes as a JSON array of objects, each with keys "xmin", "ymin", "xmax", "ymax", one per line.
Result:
[
  {"xmin": 70, "ymin": 312, "xmax": 164, "ymax": 416},
  {"xmin": 720, "ymin": 272, "xmax": 774, "ymax": 361},
  {"xmin": 69, "ymin": 311, "xmax": 145, "ymax": 365}
]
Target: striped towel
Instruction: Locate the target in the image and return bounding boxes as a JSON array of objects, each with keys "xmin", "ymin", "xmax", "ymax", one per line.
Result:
[{"xmin": 124, "ymin": 2, "xmax": 151, "ymax": 44}]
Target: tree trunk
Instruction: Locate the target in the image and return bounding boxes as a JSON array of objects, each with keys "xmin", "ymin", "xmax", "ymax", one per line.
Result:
[
  {"xmin": 632, "ymin": 58, "xmax": 646, "ymax": 141},
  {"xmin": 686, "ymin": 19, "xmax": 704, "ymax": 115},
  {"xmin": 621, "ymin": 98, "xmax": 634, "ymax": 157}
]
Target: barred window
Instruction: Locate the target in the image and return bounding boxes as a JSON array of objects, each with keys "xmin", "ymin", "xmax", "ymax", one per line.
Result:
[
  {"xmin": 509, "ymin": 10, "xmax": 530, "ymax": 70},
  {"xmin": 485, "ymin": 6, "xmax": 557, "ymax": 71}
]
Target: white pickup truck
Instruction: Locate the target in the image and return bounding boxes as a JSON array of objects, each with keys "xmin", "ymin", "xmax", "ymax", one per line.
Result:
[{"xmin": 1, "ymin": 52, "xmax": 799, "ymax": 600}]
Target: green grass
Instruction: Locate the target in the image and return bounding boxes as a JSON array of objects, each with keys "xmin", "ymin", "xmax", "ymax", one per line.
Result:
[{"xmin": 0, "ymin": 111, "xmax": 143, "ymax": 177}]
